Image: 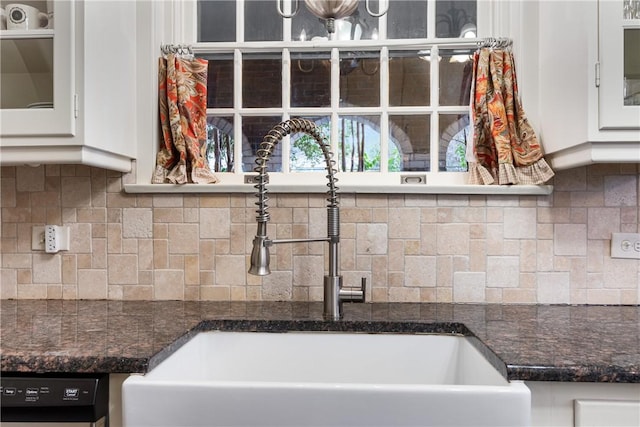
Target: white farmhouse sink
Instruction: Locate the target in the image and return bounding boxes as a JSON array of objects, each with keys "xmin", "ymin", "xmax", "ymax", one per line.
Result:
[{"xmin": 123, "ymin": 331, "xmax": 530, "ymax": 427}]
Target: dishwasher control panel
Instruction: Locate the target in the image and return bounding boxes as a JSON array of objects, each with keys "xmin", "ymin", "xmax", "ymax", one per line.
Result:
[
  {"xmin": 1, "ymin": 375, "xmax": 109, "ymax": 423},
  {"xmin": 1, "ymin": 377, "xmax": 100, "ymax": 407}
]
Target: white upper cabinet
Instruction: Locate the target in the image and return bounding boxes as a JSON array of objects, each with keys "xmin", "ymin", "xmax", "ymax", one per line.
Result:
[
  {"xmin": 0, "ymin": 0, "xmax": 137, "ymax": 172},
  {"xmin": 534, "ymin": 0, "xmax": 640, "ymax": 170}
]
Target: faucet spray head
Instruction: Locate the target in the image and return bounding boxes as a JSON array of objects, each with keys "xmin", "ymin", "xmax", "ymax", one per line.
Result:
[{"xmin": 248, "ymin": 235, "xmax": 271, "ymax": 276}]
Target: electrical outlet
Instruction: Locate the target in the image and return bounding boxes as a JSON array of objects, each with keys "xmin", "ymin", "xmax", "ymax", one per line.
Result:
[
  {"xmin": 45, "ymin": 225, "xmax": 58, "ymax": 253},
  {"xmin": 31, "ymin": 226, "xmax": 46, "ymax": 250},
  {"xmin": 611, "ymin": 233, "xmax": 640, "ymax": 260},
  {"xmin": 43, "ymin": 225, "xmax": 70, "ymax": 254}
]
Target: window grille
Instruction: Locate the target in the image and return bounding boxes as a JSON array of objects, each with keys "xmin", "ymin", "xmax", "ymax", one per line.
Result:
[{"xmin": 171, "ymin": 1, "xmax": 486, "ymax": 189}]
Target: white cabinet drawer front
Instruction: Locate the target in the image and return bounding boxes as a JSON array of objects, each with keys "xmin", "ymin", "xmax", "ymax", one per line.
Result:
[{"xmin": 575, "ymin": 399, "xmax": 640, "ymax": 427}]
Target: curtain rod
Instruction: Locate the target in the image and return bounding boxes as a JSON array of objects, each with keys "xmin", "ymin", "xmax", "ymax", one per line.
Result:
[
  {"xmin": 161, "ymin": 44, "xmax": 193, "ymax": 56},
  {"xmin": 477, "ymin": 37, "xmax": 513, "ymax": 48},
  {"xmin": 189, "ymin": 37, "xmax": 513, "ymax": 53}
]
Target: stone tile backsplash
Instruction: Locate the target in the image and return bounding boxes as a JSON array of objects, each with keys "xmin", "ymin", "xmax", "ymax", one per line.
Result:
[{"xmin": 1, "ymin": 164, "xmax": 638, "ymax": 304}]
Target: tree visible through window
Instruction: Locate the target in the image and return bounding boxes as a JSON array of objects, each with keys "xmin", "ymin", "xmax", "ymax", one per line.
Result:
[
  {"xmin": 289, "ymin": 117, "xmax": 403, "ymax": 172},
  {"xmin": 206, "ymin": 118, "xmax": 234, "ymax": 173}
]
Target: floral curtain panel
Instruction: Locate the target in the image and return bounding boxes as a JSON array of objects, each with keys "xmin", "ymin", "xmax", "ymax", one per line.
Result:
[
  {"xmin": 467, "ymin": 47, "xmax": 555, "ymax": 185},
  {"xmin": 152, "ymin": 53, "xmax": 218, "ymax": 184}
]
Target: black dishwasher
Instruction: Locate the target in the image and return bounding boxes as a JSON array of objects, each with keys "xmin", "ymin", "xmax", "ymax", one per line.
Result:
[{"xmin": 1, "ymin": 373, "xmax": 109, "ymax": 426}]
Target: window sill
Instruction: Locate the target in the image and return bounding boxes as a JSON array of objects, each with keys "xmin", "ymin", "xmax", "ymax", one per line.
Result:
[{"xmin": 123, "ymin": 183, "xmax": 553, "ymax": 196}]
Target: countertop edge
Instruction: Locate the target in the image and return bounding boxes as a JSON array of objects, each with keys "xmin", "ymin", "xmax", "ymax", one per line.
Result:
[
  {"xmin": 0, "ymin": 355, "xmax": 149, "ymax": 374},
  {"xmin": 506, "ymin": 364, "xmax": 640, "ymax": 383}
]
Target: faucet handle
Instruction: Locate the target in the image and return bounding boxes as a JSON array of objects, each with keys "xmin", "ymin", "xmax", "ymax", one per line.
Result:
[{"xmin": 339, "ymin": 277, "xmax": 366, "ymax": 303}]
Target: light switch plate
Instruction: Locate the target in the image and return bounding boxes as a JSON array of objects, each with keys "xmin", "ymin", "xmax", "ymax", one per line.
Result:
[
  {"xmin": 611, "ymin": 233, "xmax": 640, "ymax": 259},
  {"xmin": 32, "ymin": 226, "xmax": 45, "ymax": 250}
]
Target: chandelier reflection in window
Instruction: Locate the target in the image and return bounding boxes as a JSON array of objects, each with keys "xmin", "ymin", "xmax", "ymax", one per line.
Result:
[
  {"xmin": 277, "ymin": 0, "xmax": 388, "ymax": 34},
  {"xmin": 436, "ymin": 1, "xmax": 477, "ymax": 38}
]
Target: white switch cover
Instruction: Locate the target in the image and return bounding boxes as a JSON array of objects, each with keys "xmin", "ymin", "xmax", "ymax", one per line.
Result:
[
  {"xmin": 32, "ymin": 226, "xmax": 46, "ymax": 250},
  {"xmin": 611, "ymin": 233, "xmax": 640, "ymax": 259}
]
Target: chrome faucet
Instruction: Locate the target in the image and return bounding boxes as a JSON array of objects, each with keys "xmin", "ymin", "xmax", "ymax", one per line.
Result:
[{"xmin": 248, "ymin": 118, "xmax": 366, "ymax": 320}]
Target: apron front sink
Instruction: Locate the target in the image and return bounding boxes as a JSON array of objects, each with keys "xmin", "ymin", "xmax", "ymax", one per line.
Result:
[{"xmin": 123, "ymin": 331, "xmax": 530, "ymax": 426}]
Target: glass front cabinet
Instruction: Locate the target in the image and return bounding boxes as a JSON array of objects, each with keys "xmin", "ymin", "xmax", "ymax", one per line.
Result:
[
  {"xmin": 0, "ymin": 0, "xmax": 137, "ymax": 172},
  {"xmin": 598, "ymin": 0, "xmax": 640, "ymax": 129},
  {"xmin": 534, "ymin": 0, "xmax": 640, "ymax": 170}
]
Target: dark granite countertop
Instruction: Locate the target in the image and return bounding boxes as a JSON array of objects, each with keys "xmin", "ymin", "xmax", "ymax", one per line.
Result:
[{"xmin": 1, "ymin": 300, "xmax": 639, "ymax": 383}]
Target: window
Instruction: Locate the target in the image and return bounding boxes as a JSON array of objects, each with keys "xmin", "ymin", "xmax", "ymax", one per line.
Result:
[
  {"xmin": 127, "ymin": 1, "xmax": 546, "ymax": 195},
  {"xmin": 169, "ymin": 0, "xmax": 482, "ymax": 190}
]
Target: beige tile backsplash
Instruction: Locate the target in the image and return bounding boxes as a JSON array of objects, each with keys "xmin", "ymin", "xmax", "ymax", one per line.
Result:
[{"xmin": 1, "ymin": 164, "xmax": 638, "ymax": 304}]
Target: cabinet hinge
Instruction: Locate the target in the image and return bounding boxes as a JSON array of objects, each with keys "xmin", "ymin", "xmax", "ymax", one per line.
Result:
[
  {"xmin": 74, "ymin": 94, "xmax": 79, "ymax": 118},
  {"xmin": 595, "ymin": 62, "xmax": 600, "ymax": 88}
]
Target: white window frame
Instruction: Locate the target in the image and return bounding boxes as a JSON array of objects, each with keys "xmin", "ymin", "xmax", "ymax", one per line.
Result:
[{"xmin": 126, "ymin": 0, "xmax": 552, "ymax": 196}]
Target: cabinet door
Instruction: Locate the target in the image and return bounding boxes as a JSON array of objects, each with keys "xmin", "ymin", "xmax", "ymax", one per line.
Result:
[
  {"xmin": 575, "ymin": 399, "xmax": 640, "ymax": 427},
  {"xmin": 598, "ymin": 0, "xmax": 640, "ymax": 129},
  {"xmin": 0, "ymin": 0, "xmax": 74, "ymax": 136}
]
